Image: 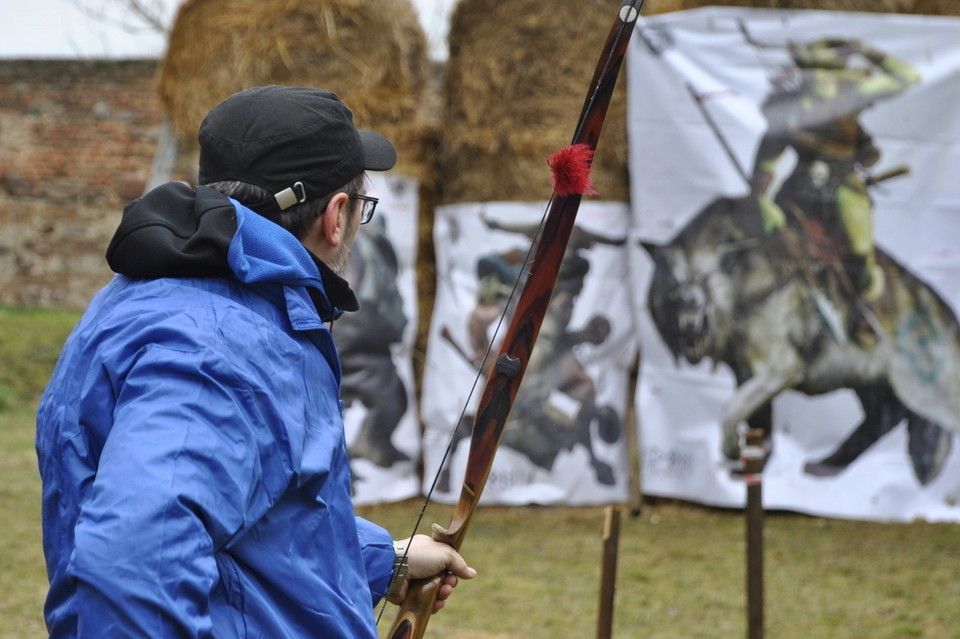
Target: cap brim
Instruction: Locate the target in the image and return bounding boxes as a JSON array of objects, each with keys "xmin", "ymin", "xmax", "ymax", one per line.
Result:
[{"xmin": 359, "ymin": 130, "xmax": 397, "ymax": 172}]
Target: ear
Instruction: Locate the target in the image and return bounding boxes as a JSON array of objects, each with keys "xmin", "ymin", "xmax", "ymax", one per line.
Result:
[
  {"xmin": 321, "ymin": 192, "xmax": 351, "ymax": 248},
  {"xmin": 301, "ymin": 192, "xmax": 350, "ymax": 258}
]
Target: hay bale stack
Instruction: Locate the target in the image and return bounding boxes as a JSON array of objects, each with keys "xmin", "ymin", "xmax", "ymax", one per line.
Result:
[
  {"xmin": 158, "ymin": 0, "xmax": 438, "ymax": 390},
  {"xmin": 156, "ymin": 0, "xmax": 433, "ymax": 181},
  {"xmin": 649, "ymin": 0, "xmax": 960, "ymax": 14},
  {"xmin": 641, "ymin": 0, "xmax": 694, "ymax": 14},
  {"xmin": 440, "ymin": 0, "xmax": 632, "ymax": 204}
]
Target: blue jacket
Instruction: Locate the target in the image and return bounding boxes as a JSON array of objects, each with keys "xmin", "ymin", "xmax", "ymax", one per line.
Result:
[{"xmin": 36, "ymin": 182, "xmax": 394, "ymax": 638}]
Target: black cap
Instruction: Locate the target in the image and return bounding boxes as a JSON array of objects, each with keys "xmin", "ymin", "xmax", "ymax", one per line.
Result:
[{"xmin": 198, "ymin": 86, "xmax": 397, "ymax": 215}]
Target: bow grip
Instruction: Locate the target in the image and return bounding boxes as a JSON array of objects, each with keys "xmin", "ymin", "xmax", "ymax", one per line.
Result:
[{"xmin": 387, "ymin": 574, "xmax": 443, "ymax": 639}]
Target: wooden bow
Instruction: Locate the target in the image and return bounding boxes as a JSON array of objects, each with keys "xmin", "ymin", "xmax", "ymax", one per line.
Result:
[{"xmin": 387, "ymin": 2, "xmax": 643, "ymax": 637}]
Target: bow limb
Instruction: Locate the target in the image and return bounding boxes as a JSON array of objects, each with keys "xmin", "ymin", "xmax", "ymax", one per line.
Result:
[{"xmin": 386, "ymin": 2, "xmax": 643, "ymax": 637}]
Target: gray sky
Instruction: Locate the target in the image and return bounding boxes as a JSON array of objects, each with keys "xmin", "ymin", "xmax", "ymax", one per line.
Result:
[{"xmin": 0, "ymin": 0, "xmax": 455, "ymax": 60}]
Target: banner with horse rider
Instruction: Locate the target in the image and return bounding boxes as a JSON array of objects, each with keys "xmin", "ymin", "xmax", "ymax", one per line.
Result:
[{"xmin": 629, "ymin": 7, "xmax": 960, "ymax": 521}]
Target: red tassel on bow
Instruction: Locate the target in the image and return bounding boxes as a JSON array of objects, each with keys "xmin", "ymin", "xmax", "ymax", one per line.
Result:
[{"xmin": 546, "ymin": 143, "xmax": 598, "ymax": 197}]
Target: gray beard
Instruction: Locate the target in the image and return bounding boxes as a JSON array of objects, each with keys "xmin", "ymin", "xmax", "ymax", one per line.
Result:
[
  {"xmin": 327, "ymin": 243, "xmax": 352, "ymax": 277},
  {"xmin": 327, "ymin": 220, "xmax": 358, "ymax": 276}
]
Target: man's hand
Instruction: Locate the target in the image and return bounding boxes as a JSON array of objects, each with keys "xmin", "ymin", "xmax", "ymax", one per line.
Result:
[{"xmin": 388, "ymin": 534, "xmax": 477, "ymax": 613}]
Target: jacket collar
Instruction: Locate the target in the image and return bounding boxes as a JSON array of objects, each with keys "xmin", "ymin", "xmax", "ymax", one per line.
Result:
[
  {"xmin": 227, "ymin": 199, "xmax": 359, "ymax": 325},
  {"xmin": 308, "ymin": 253, "xmax": 359, "ymax": 320}
]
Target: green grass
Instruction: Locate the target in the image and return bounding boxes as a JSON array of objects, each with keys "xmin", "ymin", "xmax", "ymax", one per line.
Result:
[
  {"xmin": 0, "ymin": 306, "xmax": 79, "ymax": 412},
  {"xmin": 364, "ymin": 500, "xmax": 959, "ymax": 639},
  {"xmin": 0, "ymin": 406, "xmax": 50, "ymax": 638},
  {"xmin": 3, "ymin": 305, "xmax": 958, "ymax": 638},
  {"xmin": 0, "ymin": 306, "xmax": 79, "ymax": 638}
]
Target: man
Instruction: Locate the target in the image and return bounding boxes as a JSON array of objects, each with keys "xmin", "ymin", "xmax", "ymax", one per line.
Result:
[{"xmin": 36, "ymin": 86, "xmax": 474, "ymax": 638}]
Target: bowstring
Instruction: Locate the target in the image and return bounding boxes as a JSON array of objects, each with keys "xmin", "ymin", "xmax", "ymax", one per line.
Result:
[
  {"xmin": 374, "ymin": 0, "xmax": 642, "ymax": 624},
  {"xmin": 374, "ymin": 195, "xmax": 554, "ymax": 626}
]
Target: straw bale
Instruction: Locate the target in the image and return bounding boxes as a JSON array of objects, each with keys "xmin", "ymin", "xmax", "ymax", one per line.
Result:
[
  {"xmin": 156, "ymin": 0, "xmax": 433, "ymax": 180},
  {"xmin": 440, "ymin": 0, "xmax": 632, "ymax": 204},
  {"xmin": 648, "ymin": 0, "xmax": 960, "ymax": 15}
]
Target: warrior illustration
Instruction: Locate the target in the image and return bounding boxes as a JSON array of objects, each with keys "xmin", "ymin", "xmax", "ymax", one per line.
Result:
[
  {"xmin": 643, "ymin": 28, "xmax": 955, "ymax": 487},
  {"xmin": 338, "ymin": 217, "xmax": 410, "ymax": 467},
  {"xmin": 749, "ymin": 36, "xmax": 920, "ymax": 303},
  {"xmin": 441, "ymin": 218, "xmax": 624, "ymax": 488},
  {"xmin": 468, "ymin": 220, "xmax": 623, "ymax": 485}
]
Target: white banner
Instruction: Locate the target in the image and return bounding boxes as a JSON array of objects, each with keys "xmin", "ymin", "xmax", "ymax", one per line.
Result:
[
  {"xmin": 339, "ymin": 172, "xmax": 422, "ymax": 504},
  {"xmin": 421, "ymin": 202, "xmax": 637, "ymax": 505},
  {"xmin": 627, "ymin": 8, "xmax": 960, "ymax": 521}
]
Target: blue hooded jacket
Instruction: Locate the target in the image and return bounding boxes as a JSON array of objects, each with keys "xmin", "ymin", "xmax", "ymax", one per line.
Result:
[{"xmin": 36, "ymin": 182, "xmax": 394, "ymax": 638}]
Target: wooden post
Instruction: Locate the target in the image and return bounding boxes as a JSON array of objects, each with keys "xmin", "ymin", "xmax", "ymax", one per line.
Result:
[
  {"xmin": 625, "ymin": 358, "xmax": 643, "ymax": 517},
  {"xmin": 743, "ymin": 429, "xmax": 765, "ymax": 639},
  {"xmin": 596, "ymin": 505, "xmax": 621, "ymax": 639}
]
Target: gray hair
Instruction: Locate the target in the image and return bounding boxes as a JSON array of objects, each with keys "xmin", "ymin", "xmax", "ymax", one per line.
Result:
[{"xmin": 205, "ymin": 173, "xmax": 366, "ymax": 240}]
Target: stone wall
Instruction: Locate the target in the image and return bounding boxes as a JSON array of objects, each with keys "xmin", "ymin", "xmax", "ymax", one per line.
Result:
[{"xmin": 0, "ymin": 59, "xmax": 175, "ymax": 309}]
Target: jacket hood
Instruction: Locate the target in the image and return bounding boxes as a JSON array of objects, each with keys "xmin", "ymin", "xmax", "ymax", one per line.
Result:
[{"xmin": 106, "ymin": 182, "xmax": 358, "ymax": 320}]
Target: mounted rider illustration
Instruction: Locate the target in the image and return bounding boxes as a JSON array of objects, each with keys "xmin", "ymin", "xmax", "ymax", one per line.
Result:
[
  {"xmin": 748, "ymin": 33, "xmax": 920, "ymax": 307},
  {"xmin": 643, "ymin": 27, "xmax": 959, "ymax": 493}
]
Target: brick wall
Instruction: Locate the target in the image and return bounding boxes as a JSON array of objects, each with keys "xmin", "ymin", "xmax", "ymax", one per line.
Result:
[{"xmin": 0, "ymin": 59, "xmax": 181, "ymax": 309}]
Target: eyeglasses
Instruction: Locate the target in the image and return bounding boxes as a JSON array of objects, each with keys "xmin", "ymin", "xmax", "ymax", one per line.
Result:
[{"xmin": 352, "ymin": 194, "xmax": 379, "ymax": 225}]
